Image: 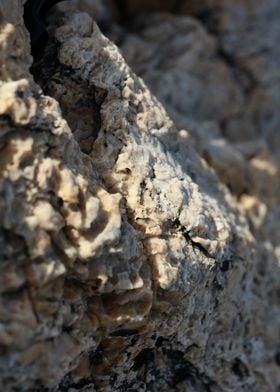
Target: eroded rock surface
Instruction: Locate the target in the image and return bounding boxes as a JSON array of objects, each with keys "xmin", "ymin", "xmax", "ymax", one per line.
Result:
[{"xmin": 0, "ymin": 0, "xmax": 279, "ymax": 391}]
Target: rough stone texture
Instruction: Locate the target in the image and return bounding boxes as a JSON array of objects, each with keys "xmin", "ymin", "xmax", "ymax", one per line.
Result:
[
  {"xmin": 118, "ymin": 10, "xmax": 279, "ymax": 192},
  {"xmin": 0, "ymin": 0, "xmax": 279, "ymax": 391}
]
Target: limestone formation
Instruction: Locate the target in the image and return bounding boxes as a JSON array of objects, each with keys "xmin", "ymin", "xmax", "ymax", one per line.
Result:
[{"xmin": 0, "ymin": 0, "xmax": 279, "ymax": 391}]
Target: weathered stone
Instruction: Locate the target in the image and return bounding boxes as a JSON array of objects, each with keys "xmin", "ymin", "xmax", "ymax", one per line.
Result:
[{"xmin": 0, "ymin": 0, "xmax": 279, "ymax": 391}]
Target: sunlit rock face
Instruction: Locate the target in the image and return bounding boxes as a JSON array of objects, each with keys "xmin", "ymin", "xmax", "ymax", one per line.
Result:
[{"xmin": 0, "ymin": 1, "xmax": 279, "ymax": 391}]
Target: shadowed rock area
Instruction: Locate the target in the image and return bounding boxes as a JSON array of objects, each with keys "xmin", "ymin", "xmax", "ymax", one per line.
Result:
[{"xmin": 0, "ymin": 0, "xmax": 279, "ymax": 391}]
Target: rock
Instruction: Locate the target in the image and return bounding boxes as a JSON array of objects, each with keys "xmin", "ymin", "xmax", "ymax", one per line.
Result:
[
  {"xmin": 117, "ymin": 5, "xmax": 280, "ymax": 254},
  {"xmin": 0, "ymin": 1, "xmax": 279, "ymax": 391}
]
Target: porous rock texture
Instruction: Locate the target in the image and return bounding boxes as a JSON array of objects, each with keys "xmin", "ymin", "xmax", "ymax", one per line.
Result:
[{"xmin": 0, "ymin": 0, "xmax": 279, "ymax": 391}]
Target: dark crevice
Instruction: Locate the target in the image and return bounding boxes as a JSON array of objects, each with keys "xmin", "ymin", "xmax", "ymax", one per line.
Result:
[
  {"xmin": 23, "ymin": 0, "xmax": 67, "ymax": 58},
  {"xmin": 231, "ymin": 358, "xmax": 250, "ymax": 380},
  {"xmin": 24, "ymin": 0, "xmax": 108, "ymax": 149},
  {"xmin": 220, "ymin": 258, "xmax": 233, "ymax": 272},
  {"xmin": 33, "ymin": 46, "xmax": 108, "ymax": 149},
  {"xmin": 169, "ymin": 218, "xmax": 215, "ymax": 259},
  {"xmin": 275, "ymin": 352, "xmax": 280, "ymax": 366},
  {"xmin": 132, "ymin": 348, "xmax": 154, "ymax": 370},
  {"xmin": 163, "ymin": 350, "xmax": 215, "ymax": 390},
  {"xmin": 110, "ymin": 329, "xmax": 139, "ymax": 337},
  {"xmin": 183, "ymin": 231, "xmax": 215, "ymax": 260},
  {"xmin": 194, "ymin": 8, "xmax": 222, "ymax": 34},
  {"xmin": 130, "ymin": 346, "xmax": 217, "ymax": 391}
]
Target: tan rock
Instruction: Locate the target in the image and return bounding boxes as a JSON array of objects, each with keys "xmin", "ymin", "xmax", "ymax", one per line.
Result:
[{"xmin": 0, "ymin": 1, "xmax": 279, "ymax": 391}]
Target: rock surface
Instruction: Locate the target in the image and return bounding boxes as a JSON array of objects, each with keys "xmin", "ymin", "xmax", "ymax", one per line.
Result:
[{"xmin": 0, "ymin": 0, "xmax": 279, "ymax": 391}]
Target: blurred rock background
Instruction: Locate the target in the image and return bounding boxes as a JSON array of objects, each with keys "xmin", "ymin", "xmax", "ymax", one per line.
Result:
[{"xmin": 0, "ymin": 0, "xmax": 279, "ymax": 390}]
